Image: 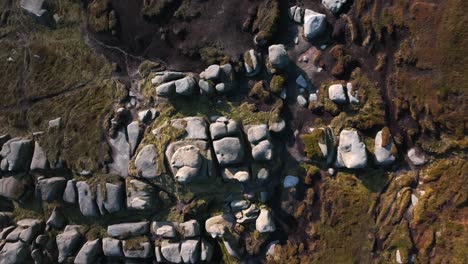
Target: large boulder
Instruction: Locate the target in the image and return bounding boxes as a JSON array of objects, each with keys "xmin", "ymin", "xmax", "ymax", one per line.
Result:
[
  {"xmin": 335, "ymin": 129, "xmax": 367, "ymax": 169},
  {"xmin": 127, "ymin": 121, "xmax": 142, "ymax": 156},
  {"xmin": 200, "ymin": 239, "xmax": 214, "ymax": 262},
  {"xmin": 247, "ymin": 125, "xmax": 268, "ymax": 144},
  {"xmin": 200, "ymin": 64, "xmax": 221, "ymax": 81},
  {"xmin": 152, "ymin": 222, "xmax": 177, "ymax": 238},
  {"xmin": 179, "ymin": 220, "xmax": 200, "ymax": 238},
  {"xmin": 170, "ymin": 145, "xmax": 203, "ymax": 183},
  {"xmin": 37, "ymin": 177, "xmax": 66, "ymax": 202},
  {"xmin": 0, "ymin": 138, "xmax": 33, "ymax": 172},
  {"xmin": 251, "ymin": 140, "xmax": 273, "ymax": 161},
  {"xmin": 0, "ymin": 241, "xmax": 29, "ymax": 264},
  {"xmin": 213, "ymin": 137, "xmax": 244, "ymax": 165},
  {"xmin": 244, "ymin": 49, "xmax": 261, "ymax": 77},
  {"xmin": 95, "ymin": 183, "xmax": 124, "ymax": 215},
  {"xmin": 30, "ymin": 141, "xmax": 48, "ymax": 170},
  {"xmin": 180, "ymin": 239, "xmax": 200, "ymax": 264},
  {"xmin": 122, "ymin": 239, "xmax": 153, "ymax": 259},
  {"xmin": 135, "ymin": 144, "xmax": 159, "ymax": 179},
  {"xmin": 268, "ymin": 44, "xmax": 289, "ymax": 70},
  {"xmin": 322, "ymin": 0, "xmax": 348, "ymax": 14},
  {"xmin": 102, "ymin": 237, "xmax": 122, "ymax": 257},
  {"xmin": 205, "ymin": 214, "xmax": 235, "ymax": 238},
  {"xmin": 63, "ymin": 179, "xmax": 77, "ymax": 204},
  {"xmin": 175, "ymin": 76, "xmax": 197, "ymax": 96},
  {"xmin": 171, "ymin": 117, "xmax": 209, "ymax": 140},
  {"xmin": 289, "ymin": 6, "xmax": 304, "ymax": 23},
  {"xmin": 74, "ymin": 239, "xmax": 102, "ymax": 264},
  {"xmin": 161, "ymin": 240, "xmax": 182, "ymax": 263},
  {"xmin": 256, "ymin": 208, "xmax": 276, "ymax": 233},
  {"xmin": 17, "ymin": 218, "xmax": 43, "ymax": 243},
  {"xmin": 222, "ymin": 167, "xmax": 250, "ymax": 182},
  {"xmin": 156, "ymin": 81, "xmax": 176, "ymax": 97},
  {"xmin": 46, "ymin": 207, "xmax": 65, "ymax": 229},
  {"xmin": 166, "ymin": 140, "xmax": 214, "ymax": 180},
  {"xmin": 107, "ymin": 222, "xmax": 149, "ymax": 239},
  {"xmin": 374, "ymin": 129, "xmax": 396, "ymax": 165},
  {"xmin": 209, "ymin": 117, "xmax": 240, "ymax": 140},
  {"xmin": 303, "ymin": 9, "xmax": 327, "ymax": 40},
  {"xmin": 76, "ymin": 181, "xmax": 99, "ymax": 217},
  {"xmin": 0, "ymin": 174, "xmax": 31, "ymax": 200},
  {"xmin": 126, "ymin": 178, "xmax": 156, "ymax": 210},
  {"xmin": 57, "ymin": 229, "xmax": 83, "ymax": 263},
  {"xmin": 328, "ymin": 84, "xmax": 347, "ymax": 104},
  {"xmin": 108, "ymin": 129, "xmax": 130, "ymax": 178}
]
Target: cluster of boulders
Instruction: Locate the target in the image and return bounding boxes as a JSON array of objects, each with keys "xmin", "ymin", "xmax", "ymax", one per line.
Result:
[
  {"xmin": 289, "ymin": 6, "xmax": 327, "ymax": 41},
  {"xmin": 301, "ymin": 127, "xmax": 398, "ymax": 169},
  {"xmin": 328, "ymin": 83, "xmax": 359, "ymax": 104},
  {"xmin": 151, "ymin": 64, "xmax": 235, "ymax": 98}
]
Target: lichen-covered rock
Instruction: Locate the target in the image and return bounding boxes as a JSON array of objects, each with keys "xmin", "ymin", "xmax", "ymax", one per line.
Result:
[
  {"xmin": 57, "ymin": 229, "xmax": 83, "ymax": 263},
  {"xmin": 76, "ymin": 181, "xmax": 99, "ymax": 217},
  {"xmin": 0, "ymin": 138, "xmax": 33, "ymax": 172},
  {"xmin": 171, "ymin": 117, "xmax": 209, "ymax": 140},
  {"xmin": 179, "ymin": 220, "xmax": 200, "ymax": 238},
  {"xmin": 303, "ymin": 9, "xmax": 327, "ymax": 40},
  {"xmin": 268, "ymin": 44, "xmax": 289, "ymax": 70},
  {"xmin": 122, "ymin": 239, "xmax": 153, "ymax": 259},
  {"xmin": 95, "ymin": 182, "xmax": 124, "ymax": 215},
  {"xmin": 244, "ymin": 49, "xmax": 261, "ymax": 76},
  {"xmin": 166, "ymin": 140, "xmax": 213, "ymax": 180},
  {"xmin": 74, "ymin": 238, "xmax": 102, "ymax": 264},
  {"xmin": 134, "ymin": 144, "xmax": 158, "ymax": 179},
  {"xmin": 107, "ymin": 222, "xmax": 149, "ymax": 239},
  {"xmin": 37, "ymin": 177, "xmax": 66, "ymax": 202},
  {"xmin": 335, "ymin": 129, "xmax": 367, "ymax": 169},
  {"xmin": 126, "ymin": 178, "xmax": 156, "ymax": 210},
  {"xmin": 256, "ymin": 208, "xmax": 276, "ymax": 233},
  {"xmin": 213, "ymin": 137, "xmax": 245, "ymax": 165}
]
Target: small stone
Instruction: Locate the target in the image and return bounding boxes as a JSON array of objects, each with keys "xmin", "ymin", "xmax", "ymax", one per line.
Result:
[
  {"xmin": 199, "ymin": 80, "xmax": 214, "ymax": 95},
  {"xmin": 56, "ymin": 229, "xmax": 83, "ymax": 263},
  {"xmin": 175, "ymin": 76, "xmax": 197, "ymax": 96},
  {"xmin": 48, "ymin": 117, "xmax": 61, "ymax": 130},
  {"xmin": 221, "ymin": 167, "xmax": 250, "ymax": 182},
  {"xmin": 74, "ymin": 238, "xmax": 102, "ymax": 264},
  {"xmin": 161, "ymin": 241, "xmax": 182, "ymax": 263},
  {"xmin": 107, "ymin": 222, "xmax": 149, "ymax": 239},
  {"xmin": 283, "ymin": 175, "xmax": 299, "ymax": 188},
  {"xmin": 180, "ymin": 239, "xmax": 200, "ymax": 264},
  {"xmin": 46, "ymin": 207, "xmax": 65, "ymax": 229},
  {"xmin": 37, "ymin": 177, "xmax": 66, "ymax": 202},
  {"xmin": 30, "ymin": 141, "xmax": 48, "ymax": 170},
  {"xmin": 202, "ymin": 64, "xmax": 221, "ymax": 80},
  {"xmin": 303, "ymin": 9, "xmax": 327, "ymax": 40},
  {"xmin": 322, "ymin": 0, "xmax": 348, "ymax": 14},
  {"xmin": 77, "ymin": 181, "xmax": 99, "ymax": 217},
  {"xmin": 102, "ymin": 237, "xmax": 122, "ymax": 257},
  {"xmin": 328, "ymin": 84, "xmax": 347, "ymax": 103},
  {"xmin": 268, "ymin": 44, "xmax": 289, "ymax": 70},
  {"xmin": 335, "ymin": 129, "xmax": 367, "ymax": 169},
  {"xmin": 252, "ymin": 140, "xmax": 273, "ymax": 161},
  {"xmin": 179, "ymin": 220, "xmax": 200, "ymax": 238},
  {"xmin": 407, "ymin": 147, "xmax": 426, "ymax": 166},
  {"xmin": 297, "ymin": 95, "xmax": 308, "ymax": 107},
  {"xmin": 63, "ymin": 180, "xmax": 77, "ymax": 204},
  {"xmin": 256, "ymin": 208, "xmax": 276, "ymax": 233},
  {"xmin": 247, "ymin": 125, "xmax": 269, "ymax": 144},
  {"xmin": 213, "ymin": 137, "xmax": 244, "ymax": 165}
]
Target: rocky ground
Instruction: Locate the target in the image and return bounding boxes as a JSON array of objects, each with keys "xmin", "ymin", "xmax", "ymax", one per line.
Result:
[{"xmin": 0, "ymin": 0, "xmax": 466, "ymax": 263}]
